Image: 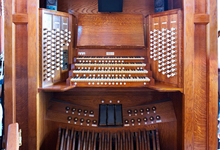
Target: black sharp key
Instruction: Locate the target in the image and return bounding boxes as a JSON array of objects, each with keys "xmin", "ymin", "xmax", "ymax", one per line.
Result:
[
  {"xmin": 99, "ymin": 104, "xmax": 107, "ymax": 126},
  {"xmin": 107, "ymin": 104, "xmax": 115, "ymax": 126},
  {"xmin": 115, "ymin": 104, "xmax": 123, "ymax": 126}
]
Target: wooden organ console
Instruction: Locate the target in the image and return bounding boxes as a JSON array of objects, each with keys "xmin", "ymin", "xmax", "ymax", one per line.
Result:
[
  {"xmin": 39, "ymin": 9, "xmax": 182, "ymax": 150},
  {"xmin": 3, "ymin": 0, "xmax": 218, "ymax": 149}
]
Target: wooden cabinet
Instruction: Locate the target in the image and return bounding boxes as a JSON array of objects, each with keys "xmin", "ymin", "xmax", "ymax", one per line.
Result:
[{"xmin": 3, "ymin": 0, "xmax": 218, "ymax": 149}]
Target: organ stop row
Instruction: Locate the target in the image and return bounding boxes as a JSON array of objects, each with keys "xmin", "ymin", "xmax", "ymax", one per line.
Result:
[{"xmin": 39, "ymin": 8, "xmax": 182, "ymax": 150}]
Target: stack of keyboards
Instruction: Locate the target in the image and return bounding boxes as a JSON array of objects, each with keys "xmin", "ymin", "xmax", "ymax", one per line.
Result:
[{"xmin": 69, "ymin": 56, "xmax": 154, "ymax": 87}]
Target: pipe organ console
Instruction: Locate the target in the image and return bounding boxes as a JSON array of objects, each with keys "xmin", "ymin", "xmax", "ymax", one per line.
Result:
[{"xmin": 39, "ymin": 8, "xmax": 182, "ymax": 150}]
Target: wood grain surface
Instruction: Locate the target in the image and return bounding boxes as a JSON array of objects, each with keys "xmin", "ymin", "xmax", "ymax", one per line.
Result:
[
  {"xmin": 77, "ymin": 13, "xmax": 145, "ymax": 48},
  {"xmin": 3, "ymin": 0, "xmax": 218, "ymax": 149},
  {"xmin": 58, "ymin": 0, "xmax": 154, "ymax": 16}
]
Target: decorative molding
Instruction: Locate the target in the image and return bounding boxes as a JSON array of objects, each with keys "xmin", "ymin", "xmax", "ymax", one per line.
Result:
[
  {"xmin": 12, "ymin": 13, "xmax": 28, "ymax": 24},
  {"xmin": 194, "ymin": 14, "xmax": 209, "ymax": 24}
]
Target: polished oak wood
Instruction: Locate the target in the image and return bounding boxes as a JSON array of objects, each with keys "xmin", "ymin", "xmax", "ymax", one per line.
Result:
[
  {"xmin": 6, "ymin": 123, "xmax": 20, "ymax": 150},
  {"xmin": 3, "ymin": 0, "xmax": 218, "ymax": 150},
  {"xmin": 183, "ymin": 0, "xmax": 218, "ymax": 149},
  {"xmin": 77, "ymin": 14, "xmax": 145, "ymax": 48},
  {"xmin": 4, "ymin": 0, "xmax": 38, "ymax": 149}
]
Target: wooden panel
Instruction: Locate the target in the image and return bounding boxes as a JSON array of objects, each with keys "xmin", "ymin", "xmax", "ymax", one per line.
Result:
[
  {"xmin": 15, "ymin": 24, "xmax": 28, "ymax": 150},
  {"xmin": 27, "ymin": 1, "xmax": 38, "ymax": 149},
  {"xmin": 37, "ymin": 93, "xmax": 53, "ymax": 150},
  {"xmin": 58, "ymin": 0, "xmax": 154, "ymax": 16},
  {"xmin": 15, "ymin": 0, "xmax": 27, "ymax": 13},
  {"xmin": 170, "ymin": 92, "xmax": 183, "ymax": 149},
  {"xmin": 207, "ymin": 0, "xmax": 218, "ymax": 149},
  {"xmin": 193, "ymin": 24, "xmax": 207, "ymax": 149},
  {"xmin": 13, "ymin": 1, "xmax": 30, "ymax": 149},
  {"xmin": 4, "ymin": 0, "xmax": 16, "ymax": 139},
  {"xmin": 183, "ymin": 0, "xmax": 218, "ymax": 149},
  {"xmin": 77, "ymin": 13, "xmax": 145, "ymax": 48},
  {"xmin": 195, "ymin": 0, "xmax": 206, "ymax": 13},
  {"xmin": 183, "ymin": 0, "xmax": 195, "ymax": 149},
  {"xmin": 4, "ymin": 0, "xmax": 39, "ymax": 149},
  {"xmin": 53, "ymin": 88, "xmax": 170, "ymax": 108}
]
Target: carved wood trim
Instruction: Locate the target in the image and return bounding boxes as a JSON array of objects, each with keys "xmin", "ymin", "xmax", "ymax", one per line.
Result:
[
  {"xmin": 194, "ymin": 14, "xmax": 209, "ymax": 24},
  {"xmin": 12, "ymin": 13, "xmax": 28, "ymax": 24}
]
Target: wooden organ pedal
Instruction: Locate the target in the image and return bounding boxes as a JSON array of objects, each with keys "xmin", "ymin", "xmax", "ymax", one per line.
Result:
[
  {"xmin": 47, "ymin": 99, "xmax": 175, "ymax": 150},
  {"xmin": 56, "ymin": 128, "xmax": 160, "ymax": 150}
]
